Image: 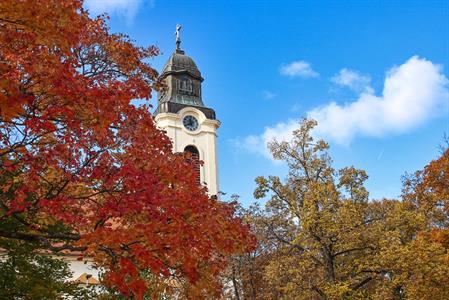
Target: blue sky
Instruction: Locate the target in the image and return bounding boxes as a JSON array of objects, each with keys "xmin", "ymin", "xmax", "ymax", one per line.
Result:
[{"xmin": 84, "ymin": 0, "xmax": 449, "ymax": 205}]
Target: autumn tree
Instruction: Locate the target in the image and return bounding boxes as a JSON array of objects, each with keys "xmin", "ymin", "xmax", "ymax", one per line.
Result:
[
  {"xmin": 403, "ymin": 144, "xmax": 449, "ymax": 234},
  {"xmin": 398, "ymin": 144, "xmax": 449, "ymax": 299},
  {"xmin": 252, "ymin": 119, "xmax": 375, "ymax": 299},
  {"xmin": 222, "ymin": 202, "xmax": 282, "ymax": 300},
  {"xmin": 250, "ymin": 119, "xmax": 449, "ymax": 300},
  {"xmin": 0, "ymin": 1, "xmax": 254, "ymax": 299}
]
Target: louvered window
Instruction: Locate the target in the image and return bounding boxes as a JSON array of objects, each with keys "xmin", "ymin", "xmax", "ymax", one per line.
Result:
[{"xmin": 184, "ymin": 145, "xmax": 200, "ymax": 185}]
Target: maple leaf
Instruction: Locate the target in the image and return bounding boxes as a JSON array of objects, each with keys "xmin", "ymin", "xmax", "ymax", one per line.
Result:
[{"xmin": 0, "ymin": 1, "xmax": 255, "ymax": 298}]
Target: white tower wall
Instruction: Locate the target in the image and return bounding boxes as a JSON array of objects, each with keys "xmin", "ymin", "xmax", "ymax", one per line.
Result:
[{"xmin": 155, "ymin": 107, "xmax": 220, "ymax": 196}]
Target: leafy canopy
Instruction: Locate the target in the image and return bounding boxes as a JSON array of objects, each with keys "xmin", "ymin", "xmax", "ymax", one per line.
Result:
[
  {"xmin": 232, "ymin": 119, "xmax": 449, "ymax": 300},
  {"xmin": 0, "ymin": 1, "xmax": 254, "ymax": 298}
]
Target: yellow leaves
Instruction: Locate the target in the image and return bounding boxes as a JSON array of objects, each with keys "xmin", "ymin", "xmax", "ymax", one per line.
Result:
[
  {"xmin": 249, "ymin": 119, "xmax": 449, "ymax": 299},
  {"xmin": 323, "ymin": 282, "xmax": 355, "ymax": 300},
  {"xmin": 338, "ymin": 167, "xmax": 369, "ymax": 202},
  {"xmin": 385, "ymin": 234, "xmax": 449, "ymax": 300}
]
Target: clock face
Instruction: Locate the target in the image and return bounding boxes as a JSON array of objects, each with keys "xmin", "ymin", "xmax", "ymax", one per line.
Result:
[{"xmin": 182, "ymin": 115, "xmax": 199, "ymax": 131}]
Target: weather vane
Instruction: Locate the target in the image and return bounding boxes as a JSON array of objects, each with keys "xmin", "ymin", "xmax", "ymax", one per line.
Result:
[{"xmin": 175, "ymin": 24, "xmax": 182, "ymax": 50}]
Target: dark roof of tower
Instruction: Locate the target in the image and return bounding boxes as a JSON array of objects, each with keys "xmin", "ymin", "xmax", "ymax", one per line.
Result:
[
  {"xmin": 155, "ymin": 33, "xmax": 216, "ymax": 120},
  {"xmin": 160, "ymin": 49, "xmax": 203, "ymax": 81}
]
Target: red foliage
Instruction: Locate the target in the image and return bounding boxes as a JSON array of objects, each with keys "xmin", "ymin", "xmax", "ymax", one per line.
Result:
[{"xmin": 0, "ymin": 0, "xmax": 255, "ymax": 298}]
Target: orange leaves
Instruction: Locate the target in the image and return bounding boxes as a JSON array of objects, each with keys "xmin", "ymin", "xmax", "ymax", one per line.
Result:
[
  {"xmin": 0, "ymin": 2, "xmax": 254, "ymax": 298},
  {"xmin": 429, "ymin": 228, "xmax": 449, "ymax": 248},
  {"xmin": 422, "ymin": 148, "xmax": 449, "ymax": 205},
  {"xmin": 403, "ymin": 147, "xmax": 449, "ymax": 227},
  {"xmin": 0, "ymin": 0, "xmax": 85, "ymax": 52},
  {"xmin": 106, "ymin": 262, "xmax": 148, "ymax": 300}
]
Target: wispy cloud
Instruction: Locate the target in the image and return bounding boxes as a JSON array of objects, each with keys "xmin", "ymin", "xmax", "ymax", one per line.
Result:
[
  {"xmin": 331, "ymin": 68, "xmax": 372, "ymax": 93},
  {"xmin": 261, "ymin": 90, "xmax": 277, "ymax": 100},
  {"xmin": 84, "ymin": 0, "xmax": 152, "ymax": 24},
  {"xmin": 291, "ymin": 102, "xmax": 301, "ymax": 112},
  {"xmin": 280, "ymin": 60, "xmax": 319, "ymax": 78},
  {"xmin": 239, "ymin": 56, "xmax": 449, "ymax": 158},
  {"xmin": 376, "ymin": 149, "xmax": 385, "ymax": 161}
]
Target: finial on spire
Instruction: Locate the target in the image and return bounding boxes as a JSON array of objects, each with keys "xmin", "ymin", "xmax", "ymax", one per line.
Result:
[{"xmin": 175, "ymin": 24, "xmax": 182, "ymax": 50}]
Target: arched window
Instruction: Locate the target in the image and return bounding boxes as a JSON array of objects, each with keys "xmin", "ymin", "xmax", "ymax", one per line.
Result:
[
  {"xmin": 179, "ymin": 78, "xmax": 193, "ymax": 94},
  {"xmin": 184, "ymin": 145, "xmax": 200, "ymax": 185}
]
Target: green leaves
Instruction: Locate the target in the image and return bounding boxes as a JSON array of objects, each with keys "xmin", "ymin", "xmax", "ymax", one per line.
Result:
[{"xmin": 0, "ymin": 240, "xmax": 78, "ymax": 300}]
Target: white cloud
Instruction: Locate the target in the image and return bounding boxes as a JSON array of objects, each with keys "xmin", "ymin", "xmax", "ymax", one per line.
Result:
[
  {"xmin": 84, "ymin": 0, "xmax": 151, "ymax": 23},
  {"xmin": 261, "ymin": 90, "xmax": 277, "ymax": 100},
  {"xmin": 280, "ymin": 60, "xmax": 319, "ymax": 78},
  {"xmin": 241, "ymin": 119, "xmax": 300, "ymax": 159},
  {"xmin": 331, "ymin": 68, "xmax": 372, "ymax": 93},
  {"xmin": 310, "ymin": 56, "xmax": 448, "ymax": 145},
  {"xmin": 240, "ymin": 56, "xmax": 449, "ymax": 158}
]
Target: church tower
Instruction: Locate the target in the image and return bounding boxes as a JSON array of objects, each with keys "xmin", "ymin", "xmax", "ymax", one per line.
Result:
[{"xmin": 155, "ymin": 25, "xmax": 220, "ymax": 196}]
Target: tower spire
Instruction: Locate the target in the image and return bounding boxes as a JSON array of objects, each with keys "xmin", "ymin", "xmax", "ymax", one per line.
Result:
[{"xmin": 175, "ymin": 24, "xmax": 182, "ymax": 51}]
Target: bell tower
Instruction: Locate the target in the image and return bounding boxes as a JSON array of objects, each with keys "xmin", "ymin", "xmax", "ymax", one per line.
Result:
[{"xmin": 155, "ymin": 25, "xmax": 220, "ymax": 196}]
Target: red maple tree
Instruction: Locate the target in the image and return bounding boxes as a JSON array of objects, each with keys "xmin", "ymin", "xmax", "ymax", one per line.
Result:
[{"xmin": 0, "ymin": 1, "xmax": 255, "ymax": 298}]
